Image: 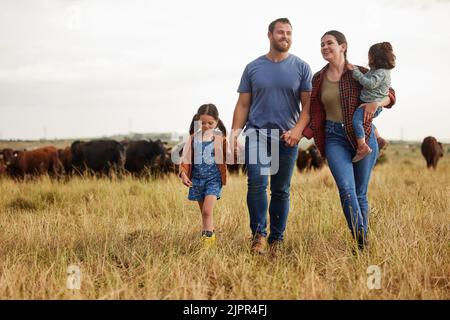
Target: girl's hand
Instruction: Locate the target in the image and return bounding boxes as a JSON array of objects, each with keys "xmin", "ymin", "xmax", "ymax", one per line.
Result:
[
  {"xmin": 346, "ymin": 62, "xmax": 355, "ymax": 71},
  {"xmin": 361, "ymin": 102, "xmax": 379, "ymax": 123},
  {"xmin": 181, "ymin": 172, "xmax": 192, "ymax": 187}
]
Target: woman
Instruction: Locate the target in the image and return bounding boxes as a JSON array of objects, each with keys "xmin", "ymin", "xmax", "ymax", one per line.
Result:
[{"xmin": 302, "ymin": 30, "xmax": 396, "ymax": 250}]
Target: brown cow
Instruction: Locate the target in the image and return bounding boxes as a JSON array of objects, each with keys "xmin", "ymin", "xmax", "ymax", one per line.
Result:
[
  {"xmin": 297, "ymin": 145, "xmax": 324, "ymax": 172},
  {"xmin": 296, "ymin": 149, "xmax": 312, "ymax": 172},
  {"xmin": 308, "ymin": 145, "xmax": 324, "ymax": 170},
  {"xmin": 7, "ymin": 146, "xmax": 63, "ymax": 179},
  {"xmin": 421, "ymin": 136, "xmax": 444, "ymax": 169}
]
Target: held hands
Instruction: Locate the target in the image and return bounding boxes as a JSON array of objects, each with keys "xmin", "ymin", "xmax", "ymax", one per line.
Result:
[
  {"xmin": 361, "ymin": 101, "xmax": 379, "ymax": 123},
  {"xmin": 180, "ymin": 172, "xmax": 192, "ymax": 188},
  {"xmin": 281, "ymin": 127, "xmax": 303, "ymax": 147}
]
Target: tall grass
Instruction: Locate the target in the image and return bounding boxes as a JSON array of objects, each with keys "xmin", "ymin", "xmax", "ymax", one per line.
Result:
[{"xmin": 0, "ymin": 146, "xmax": 448, "ymax": 299}]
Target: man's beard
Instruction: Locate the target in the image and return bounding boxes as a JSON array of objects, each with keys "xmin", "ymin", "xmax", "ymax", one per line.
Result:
[{"xmin": 272, "ymin": 39, "xmax": 291, "ymax": 53}]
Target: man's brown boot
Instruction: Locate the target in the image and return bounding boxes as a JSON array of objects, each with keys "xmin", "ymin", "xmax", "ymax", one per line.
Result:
[{"xmin": 251, "ymin": 233, "xmax": 266, "ymax": 255}]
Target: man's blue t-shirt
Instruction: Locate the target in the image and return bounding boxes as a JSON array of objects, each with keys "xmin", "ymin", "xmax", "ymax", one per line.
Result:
[{"xmin": 237, "ymin": 54, "xmax": 312, "ymax": 134}]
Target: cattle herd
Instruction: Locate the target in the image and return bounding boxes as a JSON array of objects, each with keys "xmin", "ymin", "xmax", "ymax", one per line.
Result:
[
  {"xmin": 0, "ymin": 139, "xmax": 174, "ymax": 180},
  {"xmin": 0, "ymin": 136, "xmax": 445, "ymax": 180}
]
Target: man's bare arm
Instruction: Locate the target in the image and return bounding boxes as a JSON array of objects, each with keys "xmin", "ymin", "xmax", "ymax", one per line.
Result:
[
  {"xmin": 230, "ymin": 92, "xmax": 251, "ymax": 161},
  {"xmin": 231, "ymin": 92, "xmax": 251, "ymax": 137}
]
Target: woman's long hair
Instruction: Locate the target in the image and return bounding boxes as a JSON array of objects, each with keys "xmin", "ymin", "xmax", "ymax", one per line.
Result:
[{"xmin": 322, "ymin": 30, "xmax": 348, "ymax": 63}]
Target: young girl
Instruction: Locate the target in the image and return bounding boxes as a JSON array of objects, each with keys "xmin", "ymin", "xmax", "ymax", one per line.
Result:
[
  {"xmin": 347, "ymin": 42, "xmax": 396, "ymax": 162},
  {"xmin": 179, "ymin": 104, "xmax": 229, "ymax": 248}
]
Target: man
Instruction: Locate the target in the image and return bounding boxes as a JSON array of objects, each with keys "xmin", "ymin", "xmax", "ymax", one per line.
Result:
[{"xmin": 231, "ymin": 18, "xmax": 312, "ymax": 255}]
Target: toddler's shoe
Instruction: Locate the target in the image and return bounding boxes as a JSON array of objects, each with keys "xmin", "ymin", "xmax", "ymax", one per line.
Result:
[
  {"xmin": 352, "ymin": 144, "xmax": 372, "ymax": 162},
  {"xmin": 251, "ymin": 233, "xmax": 266, "ymax": 255},
  {"xmin": 377, "ymin": 137, "xmax": 389, "ymax": 150}
]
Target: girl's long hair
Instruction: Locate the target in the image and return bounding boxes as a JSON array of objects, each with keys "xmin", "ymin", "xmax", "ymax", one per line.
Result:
[{"xmin": 189, "ymin": 103, "xmax": 227, "ymax": 136}]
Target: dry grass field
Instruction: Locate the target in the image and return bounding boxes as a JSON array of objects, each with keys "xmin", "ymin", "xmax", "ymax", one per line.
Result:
[{"xmin": 0, "ymin": 142, "xmax": 448, "ymax": 299}]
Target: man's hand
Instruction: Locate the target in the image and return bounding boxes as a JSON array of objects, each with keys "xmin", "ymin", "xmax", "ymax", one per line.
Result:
[
  {"xmin": 360, "ymin": 101, "xmax": 379, "ymax": 123},
  {"xmin": 230, "ymin": 130, "xmax": 241, "ymax": 165},
  {"xmin": 281, "ymin": 127, "xmax": 302, "ymax": 147},
  {"xmin": 180, "ymin": 172, "xmax": 192, "ymax": 187}
]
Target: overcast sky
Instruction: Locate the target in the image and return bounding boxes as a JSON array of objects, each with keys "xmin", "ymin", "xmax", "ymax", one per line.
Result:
[{"xmin": 1, "ymin": 0, "xmax": 449, "ymax": 141}]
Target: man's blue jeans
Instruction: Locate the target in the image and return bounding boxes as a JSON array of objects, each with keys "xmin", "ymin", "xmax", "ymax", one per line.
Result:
[
  {"xmin": 353, "ymin": 106, "xmax": 382, "ymax": 139},
  {"xmin": 245, "ymin": 131, "xmax": 298, "ymax": 243},
  {"xmin": 325, "ymin": 121, "xmax": 378, "ymax": 238}
]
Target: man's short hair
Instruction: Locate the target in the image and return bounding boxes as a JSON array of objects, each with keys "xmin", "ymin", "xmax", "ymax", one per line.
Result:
[{"xmin": 268, "ymin": 18, "xmax": 292, "ymax": 33}]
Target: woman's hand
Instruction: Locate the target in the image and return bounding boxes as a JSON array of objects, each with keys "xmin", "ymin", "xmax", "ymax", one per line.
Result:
[
  {"xmin": 281, "ymin": 127, "xmax": 302, "ymax": 147},
  {"xmin": 360, "ymin": 101, "xmax": 379, "ymax": 123},
  {"xmin": 346, "ymin": 62, "xmax": 356, "ymax": 71},
  {"xmin": 180, "ymin": 172, "xmax": 192, "ymax": 187}
]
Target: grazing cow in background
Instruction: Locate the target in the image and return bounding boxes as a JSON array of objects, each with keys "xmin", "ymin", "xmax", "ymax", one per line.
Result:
[
  {"xmin": 421, "ymin": 136, "xmax": 444, "ymax": 169},
  {"xmin": 124, "ymin": 139, "xmax": 167, "ymax": 175},
  {"xmin": 170, "ymin": 141, "xmax": 186, "ymax": 174},
  {"xmin": 154, "ymin": 142, "xmax": 177, "ymax": 175},
  {"xmin": 308, "ymin": 145, "xmax": 324, "ymax": 170},
  {"xmin": 5, "ymin": 146, "xmax": 62, "ymax": 179},
  {"xmin": 296, "ymin": 145, "xmax": 324, "ymax": 172},
  {"xmin": 71, "ymin": 140, "xmax": 126, "ymax": 175},
  {"xmin": 58, "ymin": 146, "xmax": 73, "ymax": 175},
  {"xmin": 1, "ymin": 148, "xmax": 14, "ymax": 165},
  {"xmin": 297, "ymin": 149, "xmax": 312, "ymax": 172}
]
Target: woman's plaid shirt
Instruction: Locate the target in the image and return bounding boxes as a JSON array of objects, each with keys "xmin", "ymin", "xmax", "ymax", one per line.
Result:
[{"xmin": 303, "ymin": 64, "xmax": 396, "ymax": 158}]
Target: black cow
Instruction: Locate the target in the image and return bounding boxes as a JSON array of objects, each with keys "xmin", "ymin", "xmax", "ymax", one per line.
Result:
[
  {"xmin": 0, "ymin": 148, "xmax": 14, "ymax": 165},
  {"xmin": 124, "ymin": 139, "xmax": 166, "ymax": 175},
  {"xmin": 154, "ymin": 142, "xmax": 178, "ymax": 175},
  {"xmin": 71, "ymin": 140, "xmax": 125, "ymax": 175},
  {"xmin": 170, "ymin": 142, "xmax": 185, "ymax": 175}
]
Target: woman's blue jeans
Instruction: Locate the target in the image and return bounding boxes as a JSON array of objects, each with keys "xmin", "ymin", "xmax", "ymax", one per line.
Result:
[
  {"xmin": 325, "ymin": 120, "xmax": 378, "ymax": 238},
  {"xmin": 245, "ymin": 131, "xmax": 298, "ymax": 243}
]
